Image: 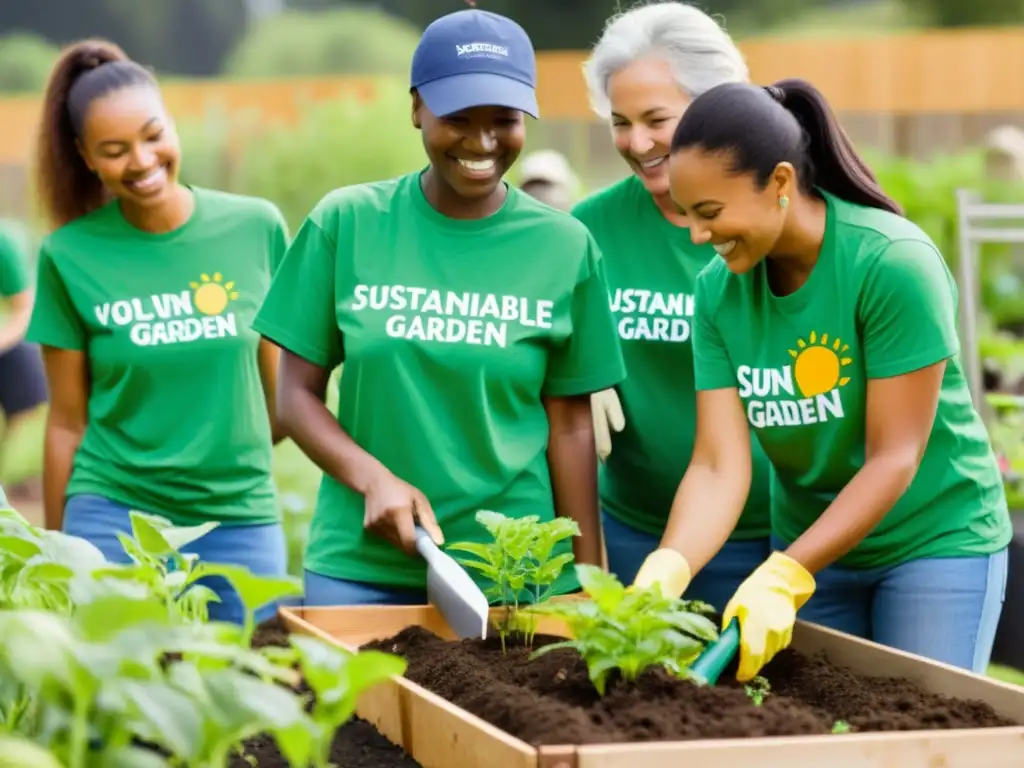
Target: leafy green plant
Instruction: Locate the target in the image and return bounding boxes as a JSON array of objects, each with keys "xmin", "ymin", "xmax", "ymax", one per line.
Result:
[
  {"xmin": 985, "ymin": 392, "xmax": 1024, "ymax": 509},
  {"xmin": 0, "ymin": 508, "xmax": 106, "ymax": 615},
  {"xmin": 831, "ymin": 719, "xmax": 852, "ymax": 734},
  {"xmin": 89, "ymin": 511, "xmax": 223, "ymax": 624},
  {"xmin": 745, "ymin": 675, "xmax": 771, "ymax": 706},
  {"xmin": 526, "ymin": 565, "xmax": 719, "ymax": 695},
  {"xmin": 0, "ymin": 596, "xmax": 403, "ymax": 767},
  {"xmin": 0, "ymin": 734, "xmax": 64, "ymax": 767},
  {"xmin": 447, "ymin": 510, "xmax": 579, "ymax": 650},
  {"xmin": 290, "ymin": 634, "xmax": 406, "ymax": 766},
  {"xmin": 0, "ymin": 505, "xmax": 403, "ymax": 767},
  {"xmin": 87, "ymin": 511, "xmax": 303, "ymax": 645}
]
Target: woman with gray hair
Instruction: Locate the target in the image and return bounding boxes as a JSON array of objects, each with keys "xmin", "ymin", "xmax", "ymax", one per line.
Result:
[{"xmin": 572, "ymin": 1, "xmax": 772, "ymax": 610}]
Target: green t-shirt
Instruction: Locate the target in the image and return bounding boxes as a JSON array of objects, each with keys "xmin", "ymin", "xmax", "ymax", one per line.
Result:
[
  {"xmin": 253, "ymin": 171, "xmax": 627, "ymax": 591},
  {"xmin": 693, "ymin": 191, "xmax": 1011, "ymax": 569},
  {"xmin": 572, "ymin": 176, "xmax": 771, "ymax": 539},
  {"xmin": 0, "ymin": 220, "xmax": 30, "ymax": 300},
  {"xmin": 25, "ymin": 187, "xmax": 289, "ymax": 527}
]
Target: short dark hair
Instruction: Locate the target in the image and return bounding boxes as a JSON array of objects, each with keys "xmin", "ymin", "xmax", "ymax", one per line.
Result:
[
  {"xmin": 670, "ymin": 78, "xmax": 902, "ymax": 215},
  {"xmin": 35, "ymin": 39, "xmax": 158, "ymax": 230}
]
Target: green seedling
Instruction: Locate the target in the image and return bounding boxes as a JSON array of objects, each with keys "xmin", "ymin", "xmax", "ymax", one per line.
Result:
[
  {"xmin": 0, "ymin": 734, "xmax": 65, "ymax": 768},
  {"xmin": 0, "ymin": 505, "xmax": 401, "ymax": 767},
  {"xmin": 526, "ymin": 564, "xmax": 719, "ymax": 695},
  {"xmin": 89, "ymin": 511, "xmax": 303, "ymax": 645},
  {"xmin": 745, "ymin": 675, "xmax": 771, "ymax": 706},
  {"xmin": 290, "ymin": 634, "xmax": 407, "ymax": 766},
  {"xmin": 0, "ymin": 508, "xmax": 106, "ymax": 615},
  {"xmin": 0, "ymin": 597, "xmax": 403, "ymax": 767},
  {"xmin": 89, "ymin": 511, "xmax": 225, "ymax": 625},
  {"xmin": 447, "ymin": 510, "xmax": 579, "ymax": 651},
  {"xmin": 831, "ymin": 719, "xmax": 852, "ymax": 734}
]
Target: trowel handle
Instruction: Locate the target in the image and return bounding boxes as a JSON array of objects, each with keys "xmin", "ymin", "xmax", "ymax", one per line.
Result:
[
  {"xmin": 690, "ymin": 618, "xmax": 741, "ymax": 685},
  {"xmin": 414, "ymin": 525, "xmax": 439, "ymax": 561}
]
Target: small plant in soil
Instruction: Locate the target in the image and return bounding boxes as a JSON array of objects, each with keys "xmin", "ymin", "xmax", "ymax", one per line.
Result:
[
  {"xmin": 525, "ymin": 564, "xmax": 719, "ymax": 694},
  {"xmin": 0, "ymin": 507, "xmax": 108, "ymax": 615},
  {"xmin": 0, "ymin": 505, "xmax": 406, "ymax": 767},
  {"xmin": 745, "ymin": 675, "xmax": 771, "ymax": 706},
  {"xmin": 831, "ymin": 719, "xmax": 852, "ymax": 734},
  {"xmin": 446, "ymin": 510, "xmax": 579, "ymax": 650},
  {"xmin": 93, "ymin": 511, "xmax": 303, "ymax": 647}
]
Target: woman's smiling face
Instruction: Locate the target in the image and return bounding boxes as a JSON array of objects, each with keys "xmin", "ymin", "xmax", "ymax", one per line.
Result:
[
  {"xmin": 669, "ymin": 146, "xmax": 791, "ymax": 274},
  {"xmin": 413, "ymin": 92, "xmax": 526, "ymax": 203},
  {"xmin": 607, "ymin": 56, "xmax": 691, "ymax": 198}
]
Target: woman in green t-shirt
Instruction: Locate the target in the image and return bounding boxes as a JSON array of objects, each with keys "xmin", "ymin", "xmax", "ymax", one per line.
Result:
[
  {"xmin": 253, "ymin": 8, "xmax": 626, "ymax": 606},
  {"xmin": 569, "ymin": 3, "xmax": 772, "ymax": 611},
  {"xmin": 633, "ymin": 78, "xmax": 1011, "ymax": 680},
  {"xmin": 0, "ymin": 219, "xmax": 48, "ymax": 501},
  {"xmin": 25, "ymin": 40, "xmax": 291, "ymax": 625}
]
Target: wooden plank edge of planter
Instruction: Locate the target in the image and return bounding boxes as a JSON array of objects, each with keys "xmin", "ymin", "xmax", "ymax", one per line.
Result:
[
  {"xmin": 279, "ymin": 605, "xmax": 1024, "ymax": 768},
  {"xmin": 792, "ymin": 619, "xmax": 1024, "ymax": 722},
  {"xmin": 574, "ymin": 728, "xmax": 1024, "ymax": 768},
  {"xmin": 279, "ymin": 605, "xmax": 554, "ymax": 768}
]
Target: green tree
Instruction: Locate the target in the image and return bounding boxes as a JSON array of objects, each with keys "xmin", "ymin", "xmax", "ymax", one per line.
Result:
[
  {"xmin": 183, "ymin": 79, "xmax": 427, "ymax": 227},
  {"xmin": 224, "ymin": 7, "xmax": 422, "ymax": 77},
  {"xmin": 0, "ymin": 0, "xmax": 249, "ymax": 76},
  {"xmin": 103, "ymin": 0, "xmax": 248, "ymax": 75},
  {"xmin": 901, "ymin": 0, "xmax": 1024, "ymax": 26},
  {"xmin": 289, "ymin": 0, "xmax": 617, "ymax": 50},
  {"xmin": 0, "ymin": 33, "xmax": 59, "ymax": 94},
  {"xmin": 287, "ymin": 0, "xmax": 831, "ymax": 49}
]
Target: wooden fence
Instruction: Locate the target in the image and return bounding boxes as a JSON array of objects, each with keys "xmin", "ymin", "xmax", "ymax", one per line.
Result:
[{"xmin": 2, "ymin": 26, "xmax": 1024, "ymax": 211}]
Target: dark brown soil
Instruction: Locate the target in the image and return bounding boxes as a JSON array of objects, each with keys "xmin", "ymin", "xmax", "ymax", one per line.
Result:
[
  {"xmin": 227, "ymin": 618, "xmax": 421, "ymax": 768},
  {"xmin": 231, "ymin": 721, "xmax": 420, "ymax": 768},
  {"xmin": 362, "ymin": 626, "xmax": 1016, "ymax": 746}
]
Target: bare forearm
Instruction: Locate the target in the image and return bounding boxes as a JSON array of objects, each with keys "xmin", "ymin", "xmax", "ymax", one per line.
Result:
[
  {"xmin": 0, "ymin": 315, "xmax": 29, "ymax": 353},
  {"xmin": 278, "ymin": 389, "xmax": 388, "ymax": 494},
  {"xmin": 547, "ymin": 428, "xmax": 603, "ymax": 566},
  {"xmin": 258, "ymin": 341, "xmax": 285, "ymax": 445},
  {"xmin": 785, "ymin": 454, "xmax": 918, "ymax": 574},
  {"xmin": 660, "ymin": 463, "xmax": 749, "ymax": 574},
  {"xmin": 42, "ymin": 423, "xmax": 82, "ymax": 531}
]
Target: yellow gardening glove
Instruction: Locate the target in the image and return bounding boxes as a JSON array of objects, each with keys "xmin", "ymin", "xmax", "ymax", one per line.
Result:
[
  {"xmin": 591, "ymin": 388, "xmax": 625, "ymax": 461},
  {"xmin": 722, "ymin": 551, "xmax": 816, "ymax": 682},
  {"xmin": 631, "ymin": 548, "xmax": 692, "ymax": 598}
]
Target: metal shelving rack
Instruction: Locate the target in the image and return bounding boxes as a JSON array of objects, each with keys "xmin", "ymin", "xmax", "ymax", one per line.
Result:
[{"xmin": 955, "ymin": 189, "xmax": 1024, "ymax": 412}]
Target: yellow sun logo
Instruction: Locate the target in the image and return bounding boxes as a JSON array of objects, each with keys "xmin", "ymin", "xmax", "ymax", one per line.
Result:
[
  {"xmin": 788, "ymin": 331, "xmax": 852, "ymax": 397},
  {"xmin": 190, "ymin": 273, "xmax": 238, "ymax": 316}
]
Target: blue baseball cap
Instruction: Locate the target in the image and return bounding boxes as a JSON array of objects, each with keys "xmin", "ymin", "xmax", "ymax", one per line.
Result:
[{"xmin": 411, "ymin": 9, "xmax": 539, "ymax": 119}]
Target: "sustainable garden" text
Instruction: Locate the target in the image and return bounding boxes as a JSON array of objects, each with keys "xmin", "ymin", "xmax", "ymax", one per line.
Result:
[{"xmin": 351, "ymin": 284, "xmax": 554, "ymax": 348}]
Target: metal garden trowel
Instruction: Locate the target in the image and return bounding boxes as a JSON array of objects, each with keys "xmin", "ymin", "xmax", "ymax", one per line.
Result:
[
  {"xmin": 414, "ymin": 525, "xmax": 490, "ymax": 640},
  {"xmin": 690, "ymin": 618, "xmax": 741, "ymax": 685}
]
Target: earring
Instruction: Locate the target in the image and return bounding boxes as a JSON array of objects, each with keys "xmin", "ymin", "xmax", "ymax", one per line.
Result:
[{"xmin": 779, "ymin": 195, "xmax": 789, "ymax": 209}]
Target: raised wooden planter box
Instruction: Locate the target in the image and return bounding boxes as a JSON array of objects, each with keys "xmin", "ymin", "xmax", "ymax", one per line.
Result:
[{"xmin": 280, "ymin": 604, "xmax": 1024, "ymax": 768}]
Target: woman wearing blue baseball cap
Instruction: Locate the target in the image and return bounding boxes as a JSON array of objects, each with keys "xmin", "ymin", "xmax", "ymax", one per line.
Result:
[{"xmin": 254, "ymin": 9, "xmax": 626, "ymax": 606}]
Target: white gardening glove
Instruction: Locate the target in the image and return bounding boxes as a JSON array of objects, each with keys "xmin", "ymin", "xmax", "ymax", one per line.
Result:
[{"xmin": 591, "ymin": 388, "xmax": 625, "ymax": 461}]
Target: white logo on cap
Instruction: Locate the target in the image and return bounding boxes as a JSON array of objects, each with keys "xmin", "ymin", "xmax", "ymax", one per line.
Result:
[{"xmin": 455, "ymin": 42, "xmax": 508, "ymax": 58}]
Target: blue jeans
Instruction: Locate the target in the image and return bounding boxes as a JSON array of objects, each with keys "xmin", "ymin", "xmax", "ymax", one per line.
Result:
[
  {"xmin": 304, "ymin": 569, "xmax": 428, "ymax": 606},
  {"xmin": 771, "ymin": 534, "xmax": 1008, "ymax": 673},
  {"xmin": 63, "ymin": 494, "xmax": 288, "ymax": 625},
  {"xmin": 602, "ymin": 510, "xmax": 769, "ymax": 612}
]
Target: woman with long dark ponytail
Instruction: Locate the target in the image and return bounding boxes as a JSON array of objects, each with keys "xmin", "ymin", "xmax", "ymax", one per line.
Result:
[
  {"xmin": 633, "ymin": 78, "xmax": 1010, "ymax": 681},
  {"xmin": 26, "ymin": 39, "xmax": 292, "ymax": 624}
]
